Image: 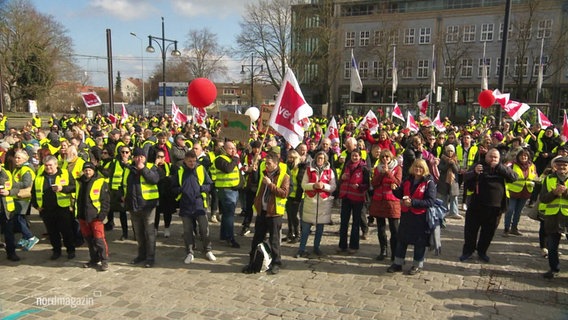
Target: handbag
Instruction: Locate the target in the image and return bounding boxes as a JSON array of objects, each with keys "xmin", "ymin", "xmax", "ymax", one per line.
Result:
[
  {"xmin": 17, "ymin": 187, "xmax": 32, "ymax": 199},
  {"xmin": 526, "ymin": 200, "xmax": 544, "ymax": 221}
]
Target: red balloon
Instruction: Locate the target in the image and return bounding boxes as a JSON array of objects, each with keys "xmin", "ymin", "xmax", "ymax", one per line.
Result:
[
  {"xmin": 478, "ymin": 90, "xmax": 495, "ymax": 109},
  {"xmin": 187, "ymin": 78, "xmax": 217, "ymax": 108}
]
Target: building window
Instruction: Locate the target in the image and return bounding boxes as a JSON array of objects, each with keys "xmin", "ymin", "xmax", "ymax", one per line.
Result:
[
  {"xmin": 417, "ymin": 59, "xmax": 429, "ymax": 78},
  {"xmin": 345, "ymin": 32, "xmax": 355, "ymax": 47},
  {"xmin": 463, "ymin": 25, "xmax": 476, "ymax": 42},
  {"xmin": 518, "ymin": 23, "xmax": 532, "ymax": 39},
  {"xmin": 360, "ymin": 31, "xmax": 370, "ymax": 46},
  {"xmin": 389, "ymin": 30, "xmax": 399, "ymax": 44},
  {"xmin": 344, "ymin": 61, "xmax": 351, "ymax": 79},
  {"xmin": 537, "ymin": 19, "xmax": 552, "ymax": 39},
  {"xmin": 359, "ymin": 61, "xmax": 369, "ymax": 79},
  {"xmin": 444, "ymin": 61, "xmax": 455, "ymax": 78},
  {"xmin": 532, "ymin": 56, "xmax": 549, "ymax": 76},
  {"xmin": 304, "ymin": 64, "xmax": 319, "ymax": 82},
  {"xmin": 499, "ymin": 23, "xmax": 513, "ymax": 40},
  {"xmin": 419, "ymin": 27, "xmax": 431, "ymax": 44},
  {"xmin": 402, "ymin": 60, "xmax": 413, "ymax": 78},
  {"xmin": 461, "ymin": 59, "xmax": 473, "ymax": 78},
  {"xmin": 223, "ymin": 89, "xmax": 236, "ymax": 95},
  {"xmin": 496, "ymin": 58, "xmax": 509, "ymax": 76},
  {"xmin": 481, "ymin": 24, "xmax": 494, "ymax": 41},
  {"xmin": 373, "ymin": 61, "xmax": 384, "ymax": 79},
  {"xmin": 446, "ymin": 25, "xmax": 459, "ymax": 43},
  {"xmin": 514, "ymin": 56, "xmax": 529, "ymax": 77},
  {"xmin": 374, "ymin": 30, "xmax": 384, "ymax": 46},
  {"xmin": 404, "ymin": 28, "xmax": 415, "ymax": 45},
  {"xmin": 478, "ymin": 58, "xmax": 491, "ymax": 77}
]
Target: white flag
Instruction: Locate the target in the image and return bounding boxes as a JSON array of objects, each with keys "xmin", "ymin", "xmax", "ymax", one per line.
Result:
[
  {"xmin": 430, "ymin": 45, "xmax": 436, "ymax": 94},
  {"xmin": 350, "ymin": 49, "xmax": 363, "ymax": 94},
  {"xmin": 392, "ymin": 46, "xmax": 398, "ymax": 94},
  {"xmin": 324, "ymin": 117, "xmax": 340, "ymax": 144},
  {"xmin": 357, "ymin": 110, "xmax": 379, "ymax": 134},
  {"xmin": 120, "ymin": 103, "xmax": 128, "ymax": 124},
  {"xmin": 392, "ymin": 103, "xmax": 405, "ymax": 122},
  {"xmin": 432, "ymin": 110, "xmax": 446, "ymax": 132}
]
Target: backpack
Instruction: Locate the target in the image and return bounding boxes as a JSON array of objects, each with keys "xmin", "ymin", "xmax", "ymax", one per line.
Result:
[{"xmin": 250, "ymin": 242, "xmax": 272, "ymax": 273}]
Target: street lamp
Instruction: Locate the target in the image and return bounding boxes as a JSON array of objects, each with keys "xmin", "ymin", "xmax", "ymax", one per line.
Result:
[
  {"xmin": 146, "ymin": 17, "xmax": 181, "ymax": 115},
  {"xmin": 130, "ymin": 32, "xmax": 146, "ymax": 116},
  {"xmin": 240, "ymin": 53, "xmax": 263, "ymax": 107}
]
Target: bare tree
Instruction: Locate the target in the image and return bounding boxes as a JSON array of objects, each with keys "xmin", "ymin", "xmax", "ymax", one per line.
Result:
[
  {"xmin": 236, "ymin": 0, "xmax": 293, "ymax": 89},
  {"xmin": 183, "ymin": 28, "xmax": 228, "ymax": 79},
  {"xmin": 0, "ymin": 0, "xmax": 79, "ymax": 112}
]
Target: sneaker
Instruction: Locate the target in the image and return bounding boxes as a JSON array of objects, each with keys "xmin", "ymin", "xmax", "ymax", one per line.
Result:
[
  {"xmin": 83, "ymin": 260, "xmax": 99, "ymax": 268},
  {"xmin": 478, "ymin": 254, "xmax": 490, "ymax": 263},
  {"xmin": 205, "ymin": 251, "xmax": 217, "ymax": 261},
  {"xmin": 408, "ymin": 266, "xmax": 422, "ymax": 275},
  {"xmin": 502, "ymin": 230, "xmax": 510, "ymax": 237},
  {"xmin": 461, "ymin": 203, "xmax": 467, "ymax": 211},
  {"xmin": 164, "ymin": 228, "xmax": 170, "ymax": 238},
  {"xmin": 542, "ymin": 248, "xmax": 549, "ymax": 258},
  {"xmin": 210, "ymin": 215, "xmax": 218, "ymax": 223},
  {"xmin": 24, "ymin": 237, "xmax": 39, "ymax": 251},
  {"xmin": 543, "ymin": 270, "xmax": 559, "ymax": 279},
  {"xmin": 240, "ymin": 227, "xmax": 250, "ymax": 236},
  {"xmin": 313, "ymin": 248, "xmax": 324, "ymax": 257},
  {"xmin": 100, "ymin": 261, "xmax": 109, "ymax": 271},
  {"xmin": 387, "ymin": 264, "xmax": 403, "ymax": 273},
  {"xmin": 184, "ymin": 253, "xmax": 194, "ymax": 264},
  {"xmin": 459, "ymin": 253, "xmax": 472, "ymax": 262},
  {"xmin": 294, "ymin": 250, "xmax": 308, "ymax": 258},
  {"xmin": 509, "ymin": 228, "xmax": 522, "ymax": 236},
  {"xmin": 446, "ymin": 214, "xmax": 463, "ymax": 220}
]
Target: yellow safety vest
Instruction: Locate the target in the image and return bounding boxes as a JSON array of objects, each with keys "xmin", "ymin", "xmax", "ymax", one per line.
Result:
[
  {"xmin": 456, "ymin": 144, "xmax": 478, "ymax": 170},
  {"xmin": 2, "ymin": 170, "xmax": 15, "ymax": 212},
  {"xmin": 12, "ymin": 165, "xmax": 35, "ymax": 199},
  {"xmin": 208, "ymin": 151, "xmax": 217, "ymax": 181},
  {"xmin": 0, "ymin": 117, "xmax": 7, "ymax": 132},
  {"xmin": 176, "ymin": 165, "xmax": 208, "ymax": 208},
  {"xmin": 544, "ymin": 175, "xmax": 568, "ymax": 216},
  {"xmin": 34, "ymin": 170, "xmax": 72, "ymax": 208},
  {"xmin": 75, "ymin": 178, "xmax": 105, "ymax": 214},
  {"xmin": 506, "ymin": 163, "xmax": 537, "ymax": 193},
  {"xmin": 110, "ymin": 160, "xmax": 129, "ymax": 190},
  {"xmin": 122, "ymin": 163, "xmax": 159, "ymax": 201},
  {"xmin": 288, "ymin": 166, "xmax": 304, "ymax": 199},
  {"xmin": 255, "ymin": 162, "xmax": 288, "ymax": 216},
  {"xmin": 32, "ymin": 116, "xmax": 42, "ymax": 129},
  {"xmin": 63, "ymin": 157, "xmax": 86, "ymax": 180},
  {"xmin": 214, "ymin": 155, "xmax": 240, "ymax": 188}
]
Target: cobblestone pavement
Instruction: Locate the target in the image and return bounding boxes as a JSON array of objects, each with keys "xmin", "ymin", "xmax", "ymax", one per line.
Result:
[{"xmin": 1, "ymin": 206, "xmax": 567, "ymax": 320}]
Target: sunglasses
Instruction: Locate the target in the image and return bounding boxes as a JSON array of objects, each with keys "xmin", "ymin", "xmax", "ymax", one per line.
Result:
[{"xmin": 121, "ymin": 151, "xmax": 130, "ymax": 154}]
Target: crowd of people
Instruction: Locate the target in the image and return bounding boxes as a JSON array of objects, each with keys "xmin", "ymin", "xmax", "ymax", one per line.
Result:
[{"xmin": 0, "ymin": 110, "xmax": 565, "ymax": 279}]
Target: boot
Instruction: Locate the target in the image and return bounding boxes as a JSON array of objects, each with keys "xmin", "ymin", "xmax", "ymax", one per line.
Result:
[{"xmin": 376, "ymin": 246, "xmax": 387, "ymax": 261}]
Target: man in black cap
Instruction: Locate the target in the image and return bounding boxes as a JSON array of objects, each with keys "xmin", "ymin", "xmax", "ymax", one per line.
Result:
[
  {"xmin": 539, "ymin": 156, "xmax": 568, "ymax": 278},
  {"xmin": 170, "ymin": 134, "xmax": 190, "ymax": 168},
  {"xmin": 77, "ymin": 162, "xmax": 111, "ymax": 271},
  {"xmin": 124, "ymin": 148, "xmax": 160, "ymax": 268}
]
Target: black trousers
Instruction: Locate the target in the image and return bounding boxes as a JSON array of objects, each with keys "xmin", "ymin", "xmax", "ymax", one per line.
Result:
[
  {"xmin": 249, "ymin": 211, "xmax": 282, "ymax": 266},
  {"xmin": 242, "ymin": 189, "xmax": 256, "ymax": 228},
  {"xmin": 462, "ymin": 205, "xmax": 501, "ymax": 256},
  {"xmin": 40, "ymin": 206, "xmax": 75, "ymax": 254}
]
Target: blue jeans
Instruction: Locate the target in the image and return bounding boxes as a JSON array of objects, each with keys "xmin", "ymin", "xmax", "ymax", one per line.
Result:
[
  {"xmin": 339, "ymin": 198, "xmax": 364, "ymax": 250},
  {"xmin": 504, "ymin": 197, "xmax": 528, "ymax": 231},
  {"xmin": 394, "ymin": 241, "xmax": 426, "ymax": 268},
  {"xmin": 218, "ymin": 188, "xmax": 238, "ymax": 242},
  {"xmin": 298, "ymin": 221, "xmax": 324, "ymax": 252},
  {"xmin": 438, "ymin": 193, "xmax": 458, "ymax": 216},
  {"xmin": 14, "ymin": 200, "xmax": 33, "ymax": 239}
]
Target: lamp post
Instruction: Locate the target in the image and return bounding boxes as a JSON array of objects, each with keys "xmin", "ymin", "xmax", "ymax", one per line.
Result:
[
  {"xmin": 130, "ymin": 32, "xmax": 146, "ymax": 116},
  {"xmin": 146, "ymin": 17, "xmax": 181, "ymax": 115},
  {"xmin": 240, "ymin": 53, "xmax": 263, "ymax": 108}
]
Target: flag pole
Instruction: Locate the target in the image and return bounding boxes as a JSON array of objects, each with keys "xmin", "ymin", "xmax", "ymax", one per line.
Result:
[
  {"xmin": 536, "ymin": 37, "xmax": 544, "ymax": 103},
  {"xmin": 391, "ymin": 45, "xmax": 396, "ymax": 104}
]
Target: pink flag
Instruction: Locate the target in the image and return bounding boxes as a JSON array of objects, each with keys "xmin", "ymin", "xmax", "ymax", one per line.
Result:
[
  {"xmin": 357, "ymin": 109, "xmax": 379, "ymax": 134},
  {"xmin": 417, "ymin": 95, "xmax": 429, "ymax": 116},
  {"xmin": 563, "ymin": 111, "xmax": 568, "ymax": 142},
  {"xmin": 325, "ymin": 116, "xmax": 340, "ymax": 144},
  {"xmin": 537, "ymin": 108, "xmax": 552, "ymax": 128},
  {"xmin": 171, "ymin": 102, "xmax": 189, "ymax": 125},
  {"xmin": 81, "ymin": 92, "xmax": 102, "ymax": 108},
  {"xmin": 120, "ymin": 103, "xmax": 129, "ymax": 124},
  {"xmin": 432, "ymin": 110, "xmax": 446, "ymax": 132},
  {"xmin": 192, "ymin": 107, "xmax": 206, "ymax": 128},
  {"xmin": 107, "ymin": 113, "xmax": 117, "ymax": 124},
  {"xmin": 269, "ymin": 68, "xmax": 313, "ymax": 148},
  {"xmin": 406, "ymin": 111, "xmax": 419, "ymax": 133},
  {"xmin": 492, "ymin": 89, "xmax": 510, "ymax": 108},
  {"xmin": 502, "ymin": 100, "xmax": 530, "ymax": 121},
  {"xmin": 392, "ymin": 103, "xmax": 405, "ymax": 122}
]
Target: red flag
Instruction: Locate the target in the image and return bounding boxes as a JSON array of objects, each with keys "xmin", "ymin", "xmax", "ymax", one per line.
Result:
[
  {"xmin": 120, "ymin": 103, "xmax": 129, "ymax": 124},
  {"xmin": 502, "ymin": 100, "xmax": 530, "ymax": 121},
  {"xmin": 417, "ymin": 95, "xmax": 429, "ymax": 116},
  {"xmin": 432, "ymin": 110, "xmax": 446, "ymax": 132},
  {"xmin": 171, "ymin": 102, "xmax": 189, "ymax": 125},
  {"xmin": 107, "ymin": 113, "xmax": 117, "ymax": 124},
  {"xmin": 192, "ymin": 107, "xmax": 206, "ymax": 128},
  {"xmin": 562, "ymin": 111, "xmax": 568, "ymax": 142},
  {"xmin": 492, "ymin": 89, "xmax": 510, "ymax": 108},
  {"xmin": 269, "ymin": 68, "xmax": 313, "ymax": 148},
  {"xmin": 392, "ymin": 103, "xmax": 405, "ymax": 122},
  {"xmin": 357, "ymin": 110, "xmax": 379, "ymax": 134},
  {"xmin": 80, "ymin": 92, "xmax": 102, "ymax": 108},
  {"xmin": 538, "ymin": 108, "xmax": 552, "ymax": 128},
  {"xmin": 325, "ymin": 116, "xmax": 340, "ymax": 144},
  {"xmin": 406, "ymin": 111, "xmax": 419, "ymax": 133}
]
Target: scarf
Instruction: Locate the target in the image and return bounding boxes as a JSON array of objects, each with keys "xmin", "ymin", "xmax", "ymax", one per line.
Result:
[
  {"xmin": 377, "ymin": 159, "xmax": 398, "ymax": 174},
  {"xmin": 444, "ymin": 154, "xmax": 458, "ymax": 185}
]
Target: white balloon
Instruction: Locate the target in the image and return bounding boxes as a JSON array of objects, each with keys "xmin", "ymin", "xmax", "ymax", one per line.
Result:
[{"xmin": 245, "ymin": 107, "xmax": 260, "ymax": 122}]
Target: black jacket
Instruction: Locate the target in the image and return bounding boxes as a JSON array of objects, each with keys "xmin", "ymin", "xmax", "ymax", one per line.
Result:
[{"xmin": 76, "ymin": 172, "xmax": 110, "ymax": 223}]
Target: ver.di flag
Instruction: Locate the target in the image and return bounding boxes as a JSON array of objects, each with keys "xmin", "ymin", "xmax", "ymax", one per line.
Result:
[
  {"xmin": 357, "ymin": 109, "xmax": 379, "ymax": 134},
  {"xmin": 406, "ymin": 111, "xmax": 419, "ymax": 133},
  {"xmin": 392, "ymin": 103, "xmax": 405, "ymax": 122},
  {"xmin": 563, "ymin": 110, "xmax": 568, "ymax": 142},
  {"xmin": 324, "ymin": 116, "xmax": 340, "ymax": 144},
  {"xmin": 81, "ymin": 92, "xmax": 102, "ymax": 108},
  {"xmin": 268, "ymin": 67, "xmax": 313, "ymax": 148},
  {"xmin": 537, "ymin": 108, "xmax": 552, "ymax": 128},
  {"xmin": 120, "ymin": 103, "xmax": 129, "ymax": 124},
  {"xmin": 502, "ymin": 100, "xmax": 530, "ymax": 121},
  {"xmin": 171, "ymin": 101, "xmax": 188, "ymax": 125},
  {"xmin": 417, "ymin": 95, "xmax": 429, "ymax": 117},
  {"xmin": 192, "ymin": 107, "xmax": 206, "ymax": 128},
  {"xmin": 432, "ymin": 110, "xmax": 446, "ymax": 132},
  {"xmin": 107, "ymin": 113, "xmax": 117, "ymax": 124}
]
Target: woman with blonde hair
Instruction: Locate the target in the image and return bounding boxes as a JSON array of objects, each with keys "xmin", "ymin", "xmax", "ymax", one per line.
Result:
[{"xmin": 388, "ymin": 159, "xmax": 436, "ymax": 275}]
